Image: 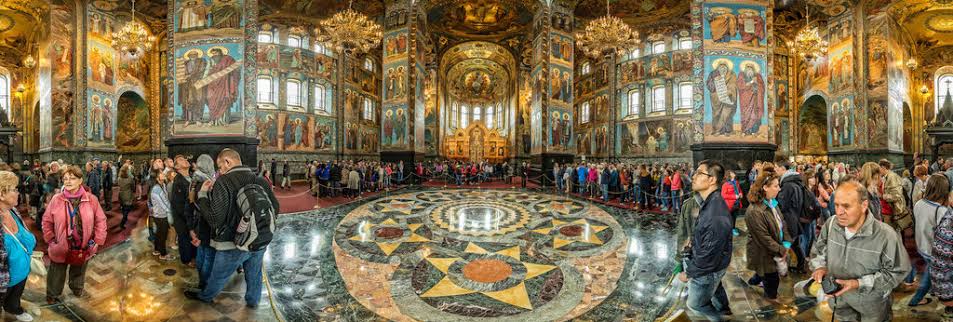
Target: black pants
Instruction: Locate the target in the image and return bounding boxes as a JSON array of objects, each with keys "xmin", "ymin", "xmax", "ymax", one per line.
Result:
[
  {"xmin": 47, "ymin": 262, "xmax": 88, "ymax": 298},
  {"xmin": 792, "ymin": 239, "xmax": 806, "ymax": 271},
  {"xmin": 1, "ymin": 279, "xmax": 26, "ymax": 314},
  {"xmin": 153, "ymin": 217, "xmax": 169, "ymax": 256},
  {"xmin": 120, "ymin": 204, "xmax": 133, "ymax": 228},
  {"xmin": 102, "ymin": 188, "xmax": 112, "ymax": 210},
  {"xmin": 749, "ymin": 272, "xmax": 780, "ymax": 299}
]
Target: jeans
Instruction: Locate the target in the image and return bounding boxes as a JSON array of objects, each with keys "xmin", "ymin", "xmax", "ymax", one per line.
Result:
[
  {"xmin": 199, "ymin": 248, "xmax": 266, "ymax": 306},
  {"xmin": 660, "ymin": 191, "xmax": 670, "ymax": 209},
  {"xmin": 579, "ymin": 181, "xmax": 586, "ymax": 194},
  {"xmin": 556, "ymin": 176, "xmax": 563, "ymax": 191},
  {"xmin": 909, "ymin": 253, "xmax": 932, "ymax": 305},
  {"xmin": 687, "ymin": 268, "xmax": 730, "ymax": 321},
  {"xmin": 798, "ymin": 221, "xmax": 815, "ymax": 265},
  {"xmin": 456, "ymin": 174, "xmax": 463, "ymax": 185},
  {"xmin": 671, "ymin": 190, "xmax": 683, "ymax": 212},
  {"xmin": 196, "ymin": 245, "xmax": 217, "ymax": 290},
  {"xmin": 601, "ymin": 184, "xmax": 609, "ymax": 201}
]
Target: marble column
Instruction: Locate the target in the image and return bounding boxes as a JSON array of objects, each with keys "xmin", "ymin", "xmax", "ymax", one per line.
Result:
[
  {"xmin": 165, "ymin": 0, "xmax": 259, "ymax": 165},
  {"xmin": 690, "ymin": 0, "xmax": 776, "ymax": 169},
  {"xmin": 380, "ymin": 1, "xmax": 426, "ymax": 165},
  {"xmin": 530, "ymin": 4, "xmax": 575, "ymax": 183}
]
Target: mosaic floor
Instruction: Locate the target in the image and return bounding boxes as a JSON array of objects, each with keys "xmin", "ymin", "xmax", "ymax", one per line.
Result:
[{"xmin": 13, "ymin": 187, "xmax": 947, "ymax": 321}]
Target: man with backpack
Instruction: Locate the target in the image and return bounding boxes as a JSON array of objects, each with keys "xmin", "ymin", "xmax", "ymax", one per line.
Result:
[
  {"xmin": 186, "ymin": 149, "xmax": 279, "ymax": 308},
  {"xmin": 776, "ymin": 158, "xmax": 821, "ymax": 274}
]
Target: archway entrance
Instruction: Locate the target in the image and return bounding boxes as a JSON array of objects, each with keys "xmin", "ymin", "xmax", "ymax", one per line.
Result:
[
  {"xmin": 798, "ymin": 95, "xmax": 827, "ymax": 157},
  {"xmin": 116, "ymin": 91, "xmax": 150, "ymax": 153}
]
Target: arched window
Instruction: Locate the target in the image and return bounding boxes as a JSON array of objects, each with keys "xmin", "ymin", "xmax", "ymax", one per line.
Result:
[
  {"xmin": 0, "ymin": 75, "xmax": 8, "ymax": 120},
  {"xmin": 627, "ymin": 90, "xmax": 640, "ymax": 116},
  {"xmin": 461, "ymin": 105, "xmax": 470, "ymax": 128},
  {"xmin": 937, "ymin": 71, "xmax": 953, "ymax": 115},
  {"xmin": 258, "ymin": 31, "xmax": 274, "ymax": 43},
  {"xmin": 450, "ymin": 104, "xmax": 458, "ymax": 128},
  {"xmin": 581, "ymin": 63, "xmax": 591, "ymax": 75},
  {"xmin": 486, "ymin": 106, "xmax": 494, "ymax": 128},
  {"xmin": 362, "ymin": 97, "xmax": 374, "ymax": 120},
  {"xmin": 257, "ymin": 76, "xmax": 274, "ymax": 103},
  {"xmin": 629, "ymin": 48, "xmax": 641, "ymax": 60},
  {"xmin": 678, "ymin": 82, "xmax": 693, "ymax": 109},
  {"xmin": 286, "ymin": 80, "xmax": 302, "ymax": 106},
  {"xmin": 652, "ymin": 41, "xmax": 666, "ymax": 54},
  {"xmin": 581, "ymin": 102, "xmax": 591, "ymax": 123},
  {"xmin": 288, "ymin": 35, "xmax": 302, "ymax": 48},
  {"xmin": 678, "ymin": 37, "xmax": 692, "ymax": 50},
  {"xmin": 313, "ymin": 84, "xmax": 326, "ymax": 112},
  {"xmin": 473, "ymin": 106, "xmax": 482, "ymax": 121},
  {"xmin": 364, "ymin": 58, "xmax": 374, "ymax": 71},
  {"xmin": 652, "ymin": 85, "xmax": 666, "ymax": 112},
  {"xmin": 314, "ymin": 43, "xmax": 327, "ymax": 55}
]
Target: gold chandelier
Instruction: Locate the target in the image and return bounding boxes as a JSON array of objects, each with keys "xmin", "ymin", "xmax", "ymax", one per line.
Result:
[
  {"xmin": 315, "ymin": 0, "xmax": 383, "ymax": 54},
  {"xmin": 792, "ymin": 3, "xmax": 827, "ymax": 61},
  {"xmin": 111, "ymin": 0, "xmax": 155, "ymax": 58},
  {"xmin": 575, "ymin": 0, "xmax": 640, "ymax": 58}
]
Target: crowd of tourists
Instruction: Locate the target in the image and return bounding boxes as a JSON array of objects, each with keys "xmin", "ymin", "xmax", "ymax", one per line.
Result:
[{"xmin": 677, "ymin": 155, "xmax": 953, "ymax": 321}]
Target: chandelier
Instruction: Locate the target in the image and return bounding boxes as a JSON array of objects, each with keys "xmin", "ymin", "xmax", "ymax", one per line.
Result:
[
  {"xmin": 575, "ymin": 0, "xmax": 640, "ymax": 58},
  {"xmin": 792, "ymin": 3, "xmax": 827, "ymax": 61},
  {"xmin": 111, "ymin": 0, "xmax": 156, "ymax": 58},
  {"xmin": 315, "ymin": 0, "xmax": 383, "ymax": 54}
]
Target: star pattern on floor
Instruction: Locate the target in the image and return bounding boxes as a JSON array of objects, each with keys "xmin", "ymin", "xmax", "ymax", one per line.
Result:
[
  {"xmin": 348, "ymin": 218, "xmax": 431, "ymax": 255},
  {"xmin": 419, "ymin": 243, "xmax": 556, "ymax": 310},
  {"xmin": 375, "ymin": 199, "xmax": 420, "ymax": 215},
  {"xmin": 535, "ymin": 200, "xmax": 582, "ymax": 215},
  {"xmin": 532, "ymin": 218, "xmax": 608, "ymax": 249}
]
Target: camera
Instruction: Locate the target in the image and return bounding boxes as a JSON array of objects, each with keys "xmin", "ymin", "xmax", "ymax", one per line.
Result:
[{"xmin": 821, "ymin": 275, "xmax": 842, "ymax": 295}]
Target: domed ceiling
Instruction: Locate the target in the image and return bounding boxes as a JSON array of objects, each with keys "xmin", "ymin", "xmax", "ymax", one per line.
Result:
[
  {"xmin": 259, "ymin": 0, "xmax": 385, "ymax": 20},
  {"xmin": 574, "ymin": 0, "xmax": 689, "ymax": 26},
  {"xmin": 0, "ymin": 0, "xmax": 48, "ymax": 67},
  {"xmin": 425, "ymin": 0, "xmax": 536, "ymax": 40},
  {"xmin": 888, "ymin": 0, "xmax": 953, "ymax": 46},
  {"xmin": 441, "ymin": 41, "xmax": 515, "ymax": 105}
]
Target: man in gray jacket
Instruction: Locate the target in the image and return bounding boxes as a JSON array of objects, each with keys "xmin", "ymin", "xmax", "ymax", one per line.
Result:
[{"xmin": 810, "ymin": 179, "xmax": 910, "ymax": 322}]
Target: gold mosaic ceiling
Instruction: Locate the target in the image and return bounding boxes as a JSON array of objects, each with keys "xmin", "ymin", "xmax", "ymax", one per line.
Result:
[
  {"xmin": 441, "ymin": 42, "xmax": 515, "ymax": 104},
  {"xmin": 889, "ymin": 0, "xmax": 953, "ymax": 46},
  {"xmin": 573, "ymin": 0, "xmax": 690, "ymax": 26},
  {"xmin": 0, "ymin": 0, "xmax": 48, "ymax": 67}
]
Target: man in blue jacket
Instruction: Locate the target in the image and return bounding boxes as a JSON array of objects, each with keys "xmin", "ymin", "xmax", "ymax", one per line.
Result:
[
  {"xmin": 678, "ymin": 160, "xmax": 733, "ymax": 321},
  {"xmin": 577, "ymin": 164, "xmax": 588, "ymax": 195}
]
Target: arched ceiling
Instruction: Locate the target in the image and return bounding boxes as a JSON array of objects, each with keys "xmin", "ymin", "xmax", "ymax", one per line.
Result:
[
  {"xmin": 424, "ymin": 0, "xmax": 536, "ymax": 40},
  {"xmin": 887, "ymin": 0, "xmax": 953, "ymax": 46},
  {"xmin": 441, "ymin": 41, "xmax": 515, "ymax": 105},
  {"xmin": 0, "ymin": 0, "xmax": 48, "ymax": 67},
  {"xmin": 88, "ymin": 0, "xmax": 169, "ymax": 27},
  {"xmin": 573, "ymin": 0, "xmax": 690, "ymax": 26},
  {"xmin": 259, "ymin": 0, "xmax": 385, "ymax": 20}
]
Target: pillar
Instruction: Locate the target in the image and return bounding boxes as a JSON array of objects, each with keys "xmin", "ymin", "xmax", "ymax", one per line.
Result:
[
  {"xmin": 165, "ymin": 0, "xmax": 259, "ymax": 165},
  {"xmin": 691, "ymin": 0, "xmax": 776, "ymax": 169},
  {"xmin": 380, "ymin": 0, "xmax": 425, "ymax": 165},
  {"xmin": 531, "ymin": 4, "xmax": 575, "ymax": 182}
]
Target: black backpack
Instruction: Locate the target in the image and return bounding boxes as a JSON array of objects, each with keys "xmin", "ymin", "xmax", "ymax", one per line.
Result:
[
  {"xmin": 799, "ymin": 182, "xmax": 822, "ymax": 222},
  {"xmin": 234, "ymin": 181, "xmax": 276, "ymax": 251}
]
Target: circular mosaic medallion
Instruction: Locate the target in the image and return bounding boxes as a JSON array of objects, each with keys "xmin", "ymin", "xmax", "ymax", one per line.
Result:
[{"xmin": 332, "ymin": 189, "xmax": 627, "ymax": 321}]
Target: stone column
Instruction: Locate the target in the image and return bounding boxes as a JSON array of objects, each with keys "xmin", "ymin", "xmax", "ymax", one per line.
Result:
[
  {"xmin": 165, "ymin": 0, "xmax": 259, "ymax": 165},
  {"xmin": 691, "ymin": 0, "xmax": 776, "ymax": 169},
  {"xmin": 380, "ymin": 0, "xmax": 425, "ymax": 165},
  {"xmin": 531, "ymin": 4, "xmax": 575, "ymax": 183}
]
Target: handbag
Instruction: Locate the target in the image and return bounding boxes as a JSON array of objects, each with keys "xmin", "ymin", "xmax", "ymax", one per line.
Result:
[
  {"xmin": 64, "ymin": 203, "xmax": 93, "ymax": 266},
  {"xmin": 1, "ymin": 209, "xmax": 46, "ymax": 276}
]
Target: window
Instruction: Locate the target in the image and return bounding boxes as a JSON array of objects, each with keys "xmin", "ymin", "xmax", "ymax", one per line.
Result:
[
  {"xmin": 364, "ymin": 58, "xmax": 374, "ymax": 71},
  {"xmin": 314, "ymin": 43, "xmax": 327, "ymax": 55},
  {"xmin": 461, "ymin": 105, "xmax": 470, "ymax": 128},
  {"xmin": 627, "ymin": 90, "xmax": 640, "ymax": 116},
  {"xmin": 581, "ymin": 102, "xmax": 591, "ymax": 123},
  {"xmin": 678, "ymin": 83, "xmax": 692, "ymax": 109},
  {"xmin": 288, "ymin": 35, "xmax": 302, "ymax": 48},
  {"xmin": 0, "ymin": 75, "xmax": 7, "ymax": 120},
  {"xmin": 652, "ymin": 86, "xmax": 666, "ymax": 112},
  {"xmin": 286, "ymin": 80, "xmax": 301, "ymax": 106},
  {"xmin": 581, "ymin": 63, "xmax": 591, "ymax": 75},
  {"xmin": 938, "ymin": 73, "xmax": 953, "ymax": 115},
  {"xmin": 652, "ymin": 42, "xmax": 665, "ymax": 54},
  {"xmin": 678, "ymin": 37, "xmax": 692, "ymax": 50},
  {"xmin": 629, "ymin": 48, "xmax": 641, "ymax": 60},
  {"xmin": 313, "ymin": 84, "xmax": 326, "ymax": 112},
  {"xmin": 487, "ymin": 106, "xmax": 494, "ymax": 128},
  {"xmin": 450, "ymin": 104, "xmax": 458, "ymax": 128},
  {"xmin": 258, "ymin": 31, "xmax": 273, "ymax": 43},
  {"xmin": 473, "ymin": 106, "xmax": 482, "ymax": 121},
  {"xmin": 257, "ymin": 76, "xmax": 274, "ymax": 103},
  {"xmin": 362, "ymin": 98, "xmax": 374, "ymax": 120}
]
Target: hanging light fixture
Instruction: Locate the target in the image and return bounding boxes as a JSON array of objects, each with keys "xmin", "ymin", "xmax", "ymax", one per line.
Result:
[
  {"xmin": 111, "ymin": 0, "xmax": 156, "ymax": 58},
  {"xmin": 792, "ymin": 3, "xmax": 828, "ymax": 61},
  {"xmin": 22, "ymin": 55, "xmax": 35, "ymax": 68},
  {"xmin": 575, "ymin": 0, "xmax": 640, "ymax": 58},
  {"xmin": 315, "ymin": 0, "xmax": 383, "ymax": 54}
]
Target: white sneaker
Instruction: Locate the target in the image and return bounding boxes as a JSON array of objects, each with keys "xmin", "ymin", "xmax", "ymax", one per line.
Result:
[{"xmin": 15, "ymin": 312, "xmax": 34, "ymax": 322}]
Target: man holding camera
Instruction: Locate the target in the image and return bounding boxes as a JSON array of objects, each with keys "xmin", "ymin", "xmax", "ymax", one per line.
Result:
[{"xmin": 810, "ymin": 179, "xmax": 910, "ymax": 322}]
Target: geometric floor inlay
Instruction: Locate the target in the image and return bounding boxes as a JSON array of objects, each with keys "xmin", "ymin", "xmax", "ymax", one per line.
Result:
[{"xmin": 332, "ymin": 189, "xmax": 628, "ymax": 321}]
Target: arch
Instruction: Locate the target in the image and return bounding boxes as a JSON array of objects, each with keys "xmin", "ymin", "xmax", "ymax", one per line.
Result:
[
  {"xmin": 798, "ymin": 95, "xmax": 827, "ymax": 155},
  {"xmin": 935, "ymin": 66, "xmax": 953, "ymax": 116},
  {"xmin": 116, "ymin": 91, "xmax": 150, "ymax": 153}
]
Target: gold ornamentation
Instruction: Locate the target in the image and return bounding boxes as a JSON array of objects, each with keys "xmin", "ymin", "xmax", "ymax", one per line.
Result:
[
  {"xmin": 575, "ymin": 0, "xmax": 640, "ymax": 58},
  {"xmin": 315, "ymin": 0, "xmax": 383, "ymax": 54},
  {"xmin": 111, "ymin": 0, "xmax": 155, "ymax": 59},
  {"xmin": 790, "ymin": 3, "xmax": 827, "ymax": 61}
]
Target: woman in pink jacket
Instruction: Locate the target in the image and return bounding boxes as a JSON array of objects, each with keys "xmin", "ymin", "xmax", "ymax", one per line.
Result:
[{"xmin": 41, "ymin": 166, "xmax": 107, "ymax": 304}]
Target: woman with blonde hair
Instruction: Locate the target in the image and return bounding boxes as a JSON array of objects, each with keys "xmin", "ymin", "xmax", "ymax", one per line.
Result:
[
  {"xmin": 0, "ymin": 171, "xmax": 36, "ymax": 321},
  {"xmin": 743, "ymin": 166, "xmax": 790, "ymax": 303},
  {"xmin": 42, "ymin": 166, "xmax": 107, "ymax": 304}
]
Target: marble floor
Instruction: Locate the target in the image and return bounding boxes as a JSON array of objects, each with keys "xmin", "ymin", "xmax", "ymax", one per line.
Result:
[{"xmin": 14, "ymin": 186, "xmax": 947, "ymax": 321}]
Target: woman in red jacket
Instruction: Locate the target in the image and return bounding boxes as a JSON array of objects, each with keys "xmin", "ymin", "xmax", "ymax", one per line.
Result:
[
  {"xmin": 721, "ymin": 170, "xmax": 743, "ymax": 236},
  {"xmin": 42, "ymin": 166, "xmax": 108, "ymax": 304}
]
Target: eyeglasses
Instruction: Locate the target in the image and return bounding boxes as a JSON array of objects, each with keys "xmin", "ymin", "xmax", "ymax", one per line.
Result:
[{"xmin": 694, "ymin": 171, "xmax": 712, "ymax": 178}]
